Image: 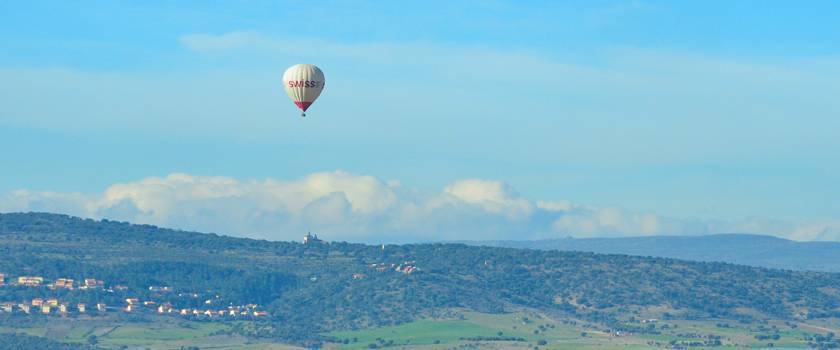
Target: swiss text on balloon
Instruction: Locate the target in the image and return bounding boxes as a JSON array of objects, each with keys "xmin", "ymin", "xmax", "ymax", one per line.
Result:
[{"xmin": 287, "ymin": 80, "xmax": 322, "ymax": 88}]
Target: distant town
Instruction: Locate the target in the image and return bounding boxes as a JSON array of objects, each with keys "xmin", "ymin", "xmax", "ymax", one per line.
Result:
[
  {"xmin": 0, "ymin": 273, "xmax": 268, "ymax": 319},
  {"xmin": 0, "ymin": 233, "xmax": 420, "ymax": 320}
]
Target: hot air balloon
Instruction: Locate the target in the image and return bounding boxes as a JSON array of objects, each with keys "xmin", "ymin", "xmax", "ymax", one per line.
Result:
[{"xmin": 282, "ymin": 64, "xmax": 325, "ymax": 117}]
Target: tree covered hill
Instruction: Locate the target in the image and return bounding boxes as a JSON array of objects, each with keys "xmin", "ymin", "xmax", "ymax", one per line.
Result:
[
  {"xmin": 1, "ymin": 212, "xmax": 840, "ymax": 344},
  {"xmin": 466, "ymin": 234, "xmax": 840, "ymax": 272}
]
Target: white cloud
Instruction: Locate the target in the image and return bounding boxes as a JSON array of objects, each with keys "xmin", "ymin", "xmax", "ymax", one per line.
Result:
[
  {"xmin": 2, "ymin": 171, "xmax": 838, "ymax": 243},
  {"xmin": 549, "ymin": 207, "xmax": 662, "ymax": 237},
  {"xmin": 443, "ymin": 179, "xmax": 533, "ymax": 219},
  {"xmin": 0, "ymin": 190, "xmax": 91, "ymax": 217},
  {"xmin": 790, "ymin": 222, "xmax": 840, "ymax": 241}
]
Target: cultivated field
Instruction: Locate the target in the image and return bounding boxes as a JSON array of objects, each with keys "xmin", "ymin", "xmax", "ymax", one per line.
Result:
[
  {"xmin": 325, "ymin": 310, "xmax": 838, "ymax": 350},
  {"xmin": 2, "ymin": 310, "xmax": 838, "ymax": 349}
]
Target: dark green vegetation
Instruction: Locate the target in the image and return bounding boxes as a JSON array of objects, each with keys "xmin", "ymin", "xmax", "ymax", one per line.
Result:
[
  {"xmin": 468, "ymin": 233, "xmax": 840, "ymax": 272},
  {"xmin": 2, "ymin": 212, "xmax": 840, "ymax": 348},
  {"xmin": 0, "ymin": 317, "xmax": 290, "ymax": 350},
  {"xmin": 0, "ymin": 332, "xmax": 91, "ymax": 350}
]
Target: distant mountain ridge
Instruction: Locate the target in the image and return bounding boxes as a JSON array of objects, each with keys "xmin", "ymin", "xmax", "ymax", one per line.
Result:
[{"xmin": 465, "ymin": 234, "xmax": 840, "ymax": 272}]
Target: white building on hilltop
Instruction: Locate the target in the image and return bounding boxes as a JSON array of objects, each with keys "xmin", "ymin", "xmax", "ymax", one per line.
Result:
[{"xmin": 303, "ymin": 232, "xmax": 323, "ymax": 245}]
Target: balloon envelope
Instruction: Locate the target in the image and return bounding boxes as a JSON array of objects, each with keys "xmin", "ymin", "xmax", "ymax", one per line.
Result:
[{"xmin": 282, "ymin": 64, "xmax": 325, "ymax": 115}]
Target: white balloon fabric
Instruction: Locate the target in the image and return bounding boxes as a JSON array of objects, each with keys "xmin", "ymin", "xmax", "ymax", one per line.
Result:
[{"xmin": 282, "ymin": 64, "xmax": 325, "ymax": 117}]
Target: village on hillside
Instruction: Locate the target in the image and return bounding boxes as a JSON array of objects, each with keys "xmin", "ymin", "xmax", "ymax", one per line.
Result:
[
  {"xmin": 304, "ymin": 233, "xmax": 421, "ymax": 277},
  {"xmin": 0, "ymin": 272, "xmax": 268, "ymax": 319},
  {"xmin": 1, "ymin": 234, "xmax": 420, "ymax": 320}
]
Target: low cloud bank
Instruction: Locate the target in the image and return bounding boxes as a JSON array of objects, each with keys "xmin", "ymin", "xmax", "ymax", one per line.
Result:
[{"xmin": 2, "ymin": 171, "xmax": 837, "ymax": 242}]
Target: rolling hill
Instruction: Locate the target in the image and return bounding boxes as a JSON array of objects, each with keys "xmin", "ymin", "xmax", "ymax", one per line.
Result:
[{"xmin": 1, "ymin": 212, "xmax": 840, "ymax": 347}]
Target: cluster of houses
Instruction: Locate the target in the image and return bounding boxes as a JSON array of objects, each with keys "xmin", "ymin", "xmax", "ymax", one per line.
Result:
[
  {"xmin": 0, "ymin": 297, "xmax": 268, "ymax": 318},
  {"xmin": 301, "ymin": 233, "xmax": 421, "ymax": 278},
  {"xmin": 0, "ymin": 298, "xmax": 104, "ymax": 316},
  {"xmin": 367, "ymin": 261, "xmax": 420, "ymax": 275},
  {"xmin": 131, "ymin": 299, "xmax": 269, "ymax": 318},
  {"xmin": 0, "ymin": 273, "xmax": 268, "ymax": 319},
  {"xmin": 0, "ymin": 273, "xmax": 106, "ymax": 291}
]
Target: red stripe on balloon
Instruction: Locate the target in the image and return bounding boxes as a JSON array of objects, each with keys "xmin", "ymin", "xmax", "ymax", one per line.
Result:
[{"xmin": 295, "ymin": 101, "xmax": 313, "ymax": 111}]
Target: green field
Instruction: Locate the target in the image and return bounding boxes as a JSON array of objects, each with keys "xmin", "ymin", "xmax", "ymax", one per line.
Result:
[
  {"xmin": 325, "ymin": 311, "xmax": 635, "ymax": 349},
  {"xmin": 0, "ymin": 317, "xmax": 302, "ymax": 350},
  {"xmin": 328, "ymin": 319, "xmax": 517, "ymax": 348},
  {"xmin": 2, "ymin": 311, "xmax": 838, "ymax": 349},
  {"xmin": 324, "ymin": 310, "xmax": 838, "ymax": 350}
]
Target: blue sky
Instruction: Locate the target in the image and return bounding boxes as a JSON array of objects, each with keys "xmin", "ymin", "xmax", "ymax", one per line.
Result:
[{"xmin": 2, "ymin": 1, "xmax": 839, "ymax": 242}]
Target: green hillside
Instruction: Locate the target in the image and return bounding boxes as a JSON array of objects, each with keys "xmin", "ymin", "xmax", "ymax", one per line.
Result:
[
  {"xmin": 1, "ymin": 212, "xmax": 840, "ymax": 348},
  {"xmin": 468, "ymin": 234, "xmax": 840, "ymax": 272}
]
